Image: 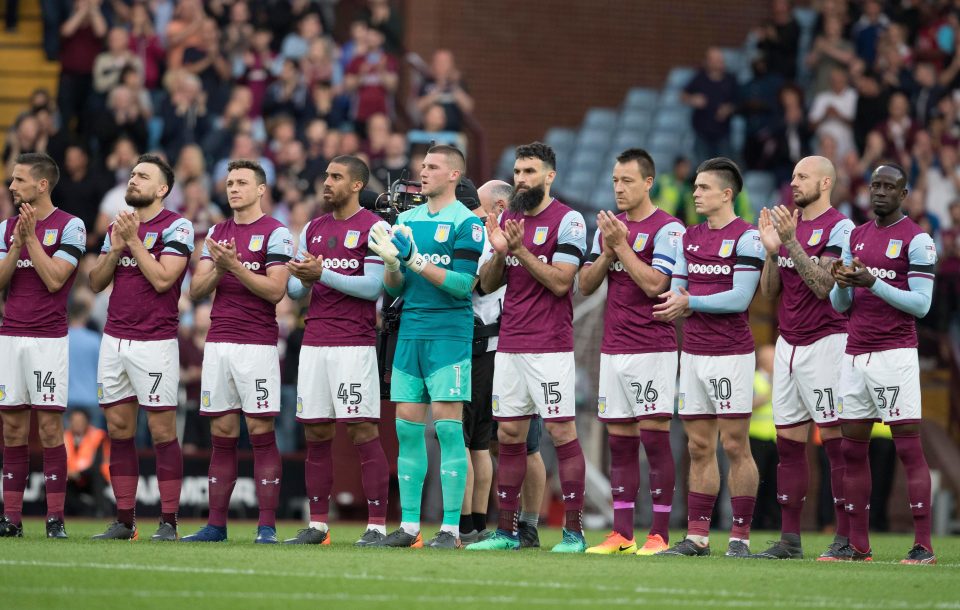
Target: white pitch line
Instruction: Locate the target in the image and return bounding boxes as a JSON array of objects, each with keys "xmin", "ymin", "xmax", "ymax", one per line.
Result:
[{"xmin": 0, "ymin": 559, "xmax": 956, "ymax": 609}]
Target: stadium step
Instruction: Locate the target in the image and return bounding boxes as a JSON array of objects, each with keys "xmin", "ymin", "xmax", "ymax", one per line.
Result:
[
  {"xmin": 1, "ymin": 0, "xmax": 41, "ymax": 20},
  {"xmin": 0, "ymin": 0, "xmax": 55, "ymax": 135}
]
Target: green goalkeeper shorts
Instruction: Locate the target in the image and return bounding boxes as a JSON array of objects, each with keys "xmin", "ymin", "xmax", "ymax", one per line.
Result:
[{"xmin": 391, "ymin": 338, "xmax": 471, "ymax": 403}]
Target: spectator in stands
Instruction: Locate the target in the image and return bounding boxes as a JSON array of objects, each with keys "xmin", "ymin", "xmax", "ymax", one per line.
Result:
[
  {"xmin": 54, "ymin": 144, "xmax": 110, "ymax": 238},
  {"xmin": 275, "ymin": 139, "xmax": 321, "ymax": 199},
  {"xmin": 344, "ymin": 26, "xmax": 398, "ymax": 133},
  {"xmin": 362, "ymin": 0, "xmax": 403, "ymax": 56},
  {"xmin": 364, "ymin": 111, "xmax": 391, "ymax": 162},
  {"xmin": 923, "ymin": 144, "xmax": 960, "ymax": 228},
  {"xmin": 911, "ymin": 62, "xmax": 946, "ymax": 126},
  {"xmin": 212, "ymin": 132, "xmax": 276, "ymax": 195},
  {"xmin": 850, "ymin": 60, "xmax": 891, "ymax": 152},
  {"xmin": 650, "ymin": 155, "xmax": 694, "ymax": 224},
  {"xmin": 91, "ymin": 85, "xmax": 149, "ymax": 155},
  {"xmin": 222, "ymin": 0, "xmax": 254, "ymax": 67},
  {"xmin": 873, "ymin": 90, "xmax": 918, "ymax": 166},
  {"xmin": 238, "ymin": 27, "xmax": 276, "ymax": 120},
  {"xmin": 57, "ymin": 0, "xmax": 107, "ymax": 130},
  {"xmin": 755, "ymin": 0, "xmax": 800, "ymax": 81},
  {"xmin": 180, "ymin": 302, "xmax": 210, "ymax": 453},
  {"xmin": 263, "ymin": 58, "xmax": 310, "ymax": 123},
  {"xmin": 764, "ymin": 84, "xmax": 813, "ymax": 184},
  {"xmin": 740, "ymin": 54, "xmax": 785, "ymax": 168},
  {"xmin": 181, "ymin": 18, "xmax": 232, "ymax": 115},
  {"xmin": 34, "ymin": 106, "xmax": 69, "ymax": 168},
  {"xmin": 305, "ymin": 79, "xmax": 350, "ymax": 130},
  {"xmin": 64, "ymin": 409, "xmax": 109, "ymax": 517},
  {"xmin": 3, "ymin": 114, "xmax": 47, "ymax": 177},
  {"xmin": 303, "ymin": 118, "xmax": 328, "ymax": 168},
  {"xmin": 180, "ymin": 177, "xmax": 223, "ymax": 237},
  {"xmin": 93, "ymin": 26, "xmax": 141, "ymax": 96},
  {"xmin": 750, "ymin": 344, "xmax": 779, "ymax": 531},
  {"xmin": 371, "ymin": 131, "xmax": 408, "ymax": 191},
  {"xmin": 851, "ymin": 0, "xmax": 890, "ymax": 66},
  {"xmin": 119, "ymin": 64, "xmax": 154, "ymax": 118},
  {"xmin": 165, "ymin": 0, "xmax": 204, "ymax": 70},
  {"xmin": 809, "ymin": 67, "xmax": 858, "ymax": 159},
  {"xmin": 159, "ymin": 70, "xmax": 211, "ymax": 162},
  {"xmin": 875, "ymin": 33, "xmax": 914, "ymax": 92},
  {"xmin": 416, "ymin": 49, "xmax": 474, "ymax": 132},
  {"xmin": 406, "ymin": 103, "xmax": 463, "ymax": 150},
  {"xmin": 806, "ymin": 14, "xmax": 856, "ymax": 94},
  {"xmin": 128, "ymin": 2, "xmax": 165, "ymax": 92},
  {"xmin": 95, "ymin": 136, "xmax": 138, "ymax": 237},
  {"xmin": 281, "ymin": 11, "xmax": 326, "ymax": 62},
  {"xmin": 682, "ymin": 46, "xmax": 738, "ymax": 162},
  {"xmin": 302, "ymin": 38, "xmax": 342, "ymax": 91}
]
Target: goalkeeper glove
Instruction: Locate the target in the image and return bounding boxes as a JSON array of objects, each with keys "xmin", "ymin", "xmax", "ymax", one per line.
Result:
[
  {"xmin": 391, "ymin": 225, "xmax": 428, "ymax": 274},
  {"xmin": 368, "ymin": 224, "xmax": 400, "ymax": 272}
]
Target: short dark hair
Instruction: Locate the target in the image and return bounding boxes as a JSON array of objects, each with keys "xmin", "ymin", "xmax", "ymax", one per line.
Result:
[
  {"xmin": 696, "ymin": 157, "xmax": 743, "ymax": 197},
  {"xmin": 515, "ymin": 141, "xmax": 556, "ymax": 170},
  {"xmin": 137, "ymin": 153, "xmax": 175, "ymax": 198},
  {"xmin": 227, "ymin": 159, "xmax": 267, "ymax": 185},
  {"xmin": 330, "ymin": 155, "xmax": 370, "ymax": 188},
  {"xmin": 426, "ymin": 144, "xmax": 466, "ymax": 173},
  {"xmin": 616, "ymin": 148, "xmax": 656, "ymax": 179},
  {"xmin": 874, "ymin": 162, "xmax": 908, "ymax": 184},
  {"xmin": 16, "ymin": 152, "xmax": 59, "ymax": 190}
]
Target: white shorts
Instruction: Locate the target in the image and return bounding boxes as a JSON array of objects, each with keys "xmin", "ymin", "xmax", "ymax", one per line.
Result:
[
  {"xmin": 838, "ymin": 349, "xmax": 922, "ymax": 425},
  {"xmin": 0, "ymin": 335, "xmax": 68, "ymax": 411},
  {"xmin": 200, "ymin": 342, "xmax": 282, "ymax": 417},
  {"xmin": 98, "ymin": 334, "xmax": 179, "ymax": 410},
  {"xmin": 492, "ymin": 352, "xmax": 575, "ymax": 421},
  {"xmin": 598, "ymin": 352, "xmax": 677, "ymax": 422},
  {"xmin": 296, "ymin": 345, "xmax": 380, "ymax": 423},
  {"xmin": 772, "ymin": 334, "xmax": 845, "ymax": 429},
  {"xmin": 678, "ymin": 351, "xmax": 755, "ymax": 419}
]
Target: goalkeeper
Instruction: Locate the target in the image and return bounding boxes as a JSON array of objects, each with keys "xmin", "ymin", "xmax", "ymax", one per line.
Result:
[{"xmin": 368, "ymin": 145, "xmax": 485, "ymax": 549}]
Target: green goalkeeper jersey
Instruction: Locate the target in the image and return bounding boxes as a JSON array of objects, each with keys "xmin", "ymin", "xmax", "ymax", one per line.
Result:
[{"xmin": 394, "ymin": 200, "xmax": 485, "ymax": 341}]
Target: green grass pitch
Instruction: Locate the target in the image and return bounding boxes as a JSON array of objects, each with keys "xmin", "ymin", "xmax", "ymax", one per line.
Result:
[{"xmin": 2, "ymin": 519, "xmax": 959, "ymax": 609}]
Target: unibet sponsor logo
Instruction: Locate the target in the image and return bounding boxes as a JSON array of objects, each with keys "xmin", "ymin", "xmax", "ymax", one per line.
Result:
[
  {"xmin": 505, "ymin": 254, "xmax": 548, "ymax": 266},
  {"xmin": 688, "ymin": 263, "xmax": 731, "ymax": 275},
  {"xmin": 241, "ymin": 261, "xmax": 262, "ymax": 271},
  {"xmin": 322, "ymin": 258, "xmax": 361, "ymax": 270},
  {"xmin": 607, "ymin": 261, "xmax": 630, "ymax": 272},
  {"xmin": 15, "ymin": 259, "xmax": 35, "ymax": 268},
  {"xmin": 777, "ymin": 255, "xmax": 821, "ymax": 269},
  {"xmin": 865, "ymin": 266, "xmax": 897, "ymax": 280},
  {"xmin": 118, "ymin": 256, "xmax": 140, "ymax": 267}
]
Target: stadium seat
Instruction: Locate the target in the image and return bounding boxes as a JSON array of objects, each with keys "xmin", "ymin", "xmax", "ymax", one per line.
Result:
[
  {"xmin": 664, "ymin": 66, "xmax": 696, "ymax": 91},
  {"xmin": 495, "ymin": 146, "xmax": 516, "ymax": 180},
  {"xmin": 648, "ymin": 130, "xmax": 682, "ymax": 154},
  {"xmin": 792, "ymin": 6, "xmax": 818, "ymax": 32},
  {"xmin": 730, "ymin": 115, "xmax": 747, "ymax": 155},
  {"xmin": 657, "ymin": 88, "xmax": 683, "ymax": 109},
  {"xmin": 544, "ymin": 127, "xmax": 577, "ymax": 153},
  {"xmin": 743, "ymin": 170, "xmax": 777, "ymax": 210},
  {"xmin": 590, "ymin": 185, "xmax": 616, "ymax": 212},
  {"xmin": 611, "ymin": 129, "xmax": 648, "ymax": 153},
  {"xmin": 576, "ymin": 127, "xmax": 613, "ymax": 154},
  {"xmin": 721, "ymin": 47, "xmax": 745, "ymax": 77},
  {"xmin": 623, "ymin": 87, "xmax": 659, "ymax": 112},
  {"xmin": 618, "ymin": 107, "xmax": 654, "ymax": 132},
  {"xmin": 583, "ymin": 108, "xmax": 619, "ymax": 132},
  {"xmin": 653, "ymin": 107, "xmax": 692, "ymax": 132}
]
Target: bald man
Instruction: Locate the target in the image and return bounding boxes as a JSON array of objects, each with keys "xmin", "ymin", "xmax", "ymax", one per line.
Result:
[{"xmin": 753, "ymin": 156, "xmax": 855, "ymax": 559}]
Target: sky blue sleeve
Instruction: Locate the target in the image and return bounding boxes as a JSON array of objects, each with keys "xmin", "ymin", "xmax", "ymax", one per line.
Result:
[
  {"xmin": 829, "ymin": 234, "xmax": 853, "ymax": 312},
  {"xmin": 585, "ymin": 229, "xmax": 601, "ymax": 265},
  {"xmin": 868, "ymin": 233, "xmax": 937, "ymax": 318},
  {"xmin": 734, "ymin": 229, "xmax": 764, "ymax": 271},
  {"xmin": 0, "ymin": 220, "xmax": 9, "ymax": 259},
  {"xmin": 554, "ymin": 210, "xmax": 587, "ymax": 266},
  {"xmin": 161, "ymin": 218, "xmax": 195, "ymax": 256},
  {"xmin": 687, "ymin": 269, "xmax": 760, "ymax": 313},
  {"xmin": 53, "ymin": 217, "xmax": 86, "ymax": 267},
  {"xmin": 670, "ymin": 233, "xmax": 688, "ymax": 290},
  {"xmin": 825, "ymin": 218, "xmax": 855, "ymax": 257},
  {"xmin": 101, "ymin": 230, "xmax": 112, "ymax": 254},
  {"xmin": 287, "ymin": 225, "xmax": 310, "ymax": 299},
  {"xmin": 452, "ymin": 214, "xmax": 484, "ymax": 275},
  {"xmin": 266, "ymin": 226, "xmax": 294, "ymax": 266},
  {"xmin": 319, "ymin": 261, "xmax": 385, "ymax": 301},
  {"xmin": 651, "ymin": 221, "xmax": 685, "ymax": 276}
]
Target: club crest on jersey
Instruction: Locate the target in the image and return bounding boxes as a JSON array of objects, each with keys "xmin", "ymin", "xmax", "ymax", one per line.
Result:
[
  {"xmin": 886, "ymin": 239, "xmax": 903, "ymax": 259},
  {"xmin": 533, "ymin": 226, "xmax": 549, "ymax": 246},
  {"xmin": 143, "ymin": 232, "xmax": 158, "ymax": 249},
  {"xmin": 598, "ymin": 397, "xmax": 606, "ymax": 414},
  {"xmin": 249, "ymin": 235, "xmax": 265, "ymax": 252},
  {"xmin": 632, "ymin": 233, "xmax": 649, "ymax": 252},
  {"xmin": 97, "ymin": 383, "xmax": 104, "ymax": 400},
  {"xmin": 718, "ymin": 239, "xmax": 735, "ymax": 258},
  {"xmin": 807, "ymin": 229, "xmax": 823, "ymax": 246},
  {"xmin": 678, "ymin": 393, "xmax": 685, "ymax": 411},
  {"xmin": 296, "ymin": 397, "xmax": 303, "ymax": 414},
  {"xmin": 0, "ymin": 385, "xmax": 5, "ymax": 401},
  {"xmin": 344, "ymin": 230, "xmax": 361, "ymax": 249},
  {"xmin": 492, "ymin": 394, "xmax": 499, "ymax": 413},
  {"xmin": 42, "ymin": 229, "xmax": 58, "ymax": 246},
  {"xmin": 472, "ymin": 223, "xmax": 483, "ymax": 243},
  {"xmin": 201, "ymin": 391, "xmax": 211, "ymax": 408},
  {"xmin": 434, "ymin": 224, "xmax": 451, "ymax": 242}
]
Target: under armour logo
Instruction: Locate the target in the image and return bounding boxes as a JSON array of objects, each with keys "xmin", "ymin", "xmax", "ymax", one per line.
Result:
[
  {"xmin": 845, "ymin": 503, "xmax": 855, "ymax": 511},
  {"xmin": 42, "ymin": 394, "xmax": 54, "ymax": 402},
  {"xmin": 777, "ymin": 493, "xmax": 789, "ymax": 502},
  {"xmin": 547, "ymin": 406, "xmax": 560, "ymax": 415},
  {"xmin": 732, "ymin": 517, "xmax": 745, "ymax": 524},
  {"xmin": 698, "ymin": 516, "xmax": 711, "ymax": 521},
  {"xmin": 910, "ymin": 502, "xmax": 925, "ymax": 509},
  {"xmin": 644, "ymin": 404, "xmax": 656, "ymax": 412},
  {"xmin": 209, "ymin": 476, "xmax": 218, "ymax": 484},
  {"xmin": 44, "ymin": 474, "xmax": 58, "ymax": 481},
  {"xmin": 311, "ymin": 496, "xmax": 320, "ymax": 502},
  {"xmin": 2, "ymin": 472, "xmax": 12, "ymax": 479},
  {"xmin": 562, "ymin": 492, "xmax": 576, "ymax": 500},
  {"xmin": 498, "ymin": 491, "xmax": 507, "ymax": 499},
  {"xmin": 368, "ymin": 499, "xmax": 381, "ymax": 506},
  {"xmin": 854, "ymin": 243, "xmax": 865, "ymax": 251},
  {"xmin": 612, "ymin": 486, "xmax": 625, "ymax": 494},
  {"xmin": 719, "ymin": 401, "xmax": 731, "ymax": 410},
  {"xmin": 687, "ymin": 245, "xmax": 700, "ymax": 251},
  {"xmin": 257, "ymin": 400, "xmax": 269, "ymax": 409},
  {"xmin": 148, "ymin": 394, "xmax": 160, "ymax": 403},
  {"xmin": 651, "ymin": 488, "xmax": 662, "ymax": 496},
  {"xmin": 260, "ymin": 478, "xmax": 280, "ymax": 485},
  {"xmin": 346, "ymin": 406, "xmax": 359, "ymax": 414},
  {"xmin": 889, "ymin": 408, "xmax": 901, "ymax": 417},
  {"xmin": 441, "ymin": 469, "xmax": 459, "ymax": 477},
  {"xmin": 833, "ymin": 496, "xmax": 844, "ymax": 505},
  {"xmin": 400, "ymin": 475, "xmax": 411, "ymax": 481}
]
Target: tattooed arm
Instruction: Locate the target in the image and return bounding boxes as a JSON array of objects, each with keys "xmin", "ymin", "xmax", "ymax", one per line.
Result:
[{"xmin": 782, "ymin": 238, "xmax": 837, "ymax": 299}]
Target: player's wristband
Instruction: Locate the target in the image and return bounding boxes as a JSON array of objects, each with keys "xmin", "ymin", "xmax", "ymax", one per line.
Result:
[
  {"xmin": 406, "ymin": 252, "xmax": 428, "ymax": 274},
  {"xmin": 384, "ymin": 258, "xmax": 401, "ymax": 273}
]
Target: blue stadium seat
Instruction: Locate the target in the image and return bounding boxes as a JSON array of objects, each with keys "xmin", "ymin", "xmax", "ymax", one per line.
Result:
[
  {"xmin": 618, "ymin": 108, "xmax": 654, "ymax": 132},
  {"xmin": 730, "ymin": 115, "xmax": 747, "ymax": 155},
  {"xmin": 576, "ymin": 127, "xmax": 613, "ymax": 153},
  {"xmin": 721, "ymin": 48, "xmax": 745, "ymax": 76},
  {"xmin": 590, "ymin": 185, "xmax": 616, "ymax": 212},
  {"xmin": 545, "ymin": 127, "xmax": 577, "ymax": 153},
  {"xmin": 611, "ymin": 129, "xmax": 648, "ymax": 153},
  {"xmin": 653, "ymin": 107, "xmax": 692, "ymax": 132},
  {"xmin": 792, "ymin": 7, "xmax": 818, "ymax": 32},
  {"xmin": 583, "ymin": 108, "xmax": 619, "ymax": 132},
  {"xmin": 665, "ymin": 66, "xmax": 696, "ymax": 91},
  {"xmin": 743, "ymin": 170, "xmax": 777, "ymax": 211},
  {"xmin": 657, "ymin": 88, "xmax": 683, "ymax": 108},
  {"xmin": 648, "ymin": 130, "xmax": 682, "ymax": 154},
  {"xmin": 495, "ymin": 146, "xmax": 515, "ymax": 180},
  {"xmin": 623, "ymin": 87, "xmax": 659, "ymax": 111}
]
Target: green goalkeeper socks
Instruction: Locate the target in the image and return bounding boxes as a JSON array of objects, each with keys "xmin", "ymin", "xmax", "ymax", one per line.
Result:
[
  {"xmin": 435, "ymin": 419, "xmax": 468, "ymax": 527},
  {"xmin": 395, "ymin": 419, "xmax": 428, "ymax": 524}
]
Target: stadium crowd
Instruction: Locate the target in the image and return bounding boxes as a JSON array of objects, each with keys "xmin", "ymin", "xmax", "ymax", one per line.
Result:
[{"xmin": 0, "ymin": 0, "xmax": 957, "ymax": 549}]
